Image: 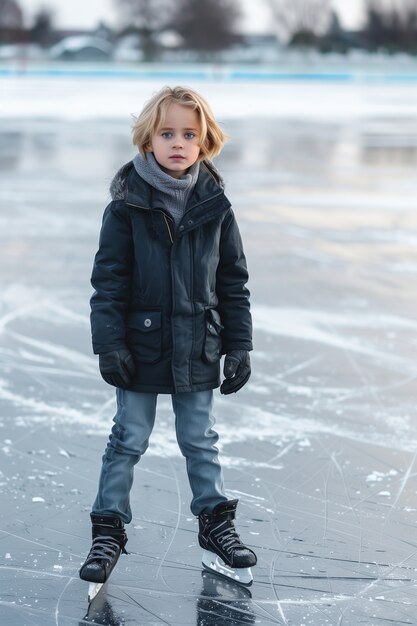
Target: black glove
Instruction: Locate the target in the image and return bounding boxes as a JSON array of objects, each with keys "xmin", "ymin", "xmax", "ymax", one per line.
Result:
[
  {"xmin": 99, "ymin": 349, "xmax": 135, "ymax": 389},
  {"xmin": 220, "ymin": 350, "xmax": 251, "ymax": 395}
]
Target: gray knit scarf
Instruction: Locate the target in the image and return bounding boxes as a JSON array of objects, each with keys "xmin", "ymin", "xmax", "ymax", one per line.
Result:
[{"xmin": 133, "ymin": 152, "xmax": 200, "ymax": 226}]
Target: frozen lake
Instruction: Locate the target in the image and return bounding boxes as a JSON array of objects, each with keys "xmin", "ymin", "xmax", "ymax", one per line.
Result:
[{"xmin": 1, "ymin": 75, "xmax": 417, "ymax": 625}]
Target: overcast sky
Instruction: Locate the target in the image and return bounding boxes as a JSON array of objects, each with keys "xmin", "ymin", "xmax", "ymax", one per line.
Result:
[{"xmin": 19, "ymin": 0, "xmax": 365, "ymax": 32}]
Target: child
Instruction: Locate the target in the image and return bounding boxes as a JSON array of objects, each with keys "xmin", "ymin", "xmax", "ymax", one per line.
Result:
[{"xmin": 79, "ymin": 86, "xmax": 256, "ymax": 587}]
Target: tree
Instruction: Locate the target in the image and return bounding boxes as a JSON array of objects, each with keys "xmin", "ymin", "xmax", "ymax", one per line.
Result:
[
  {"xmin": 318, "ymin": 9, "xmax": 361, "ymax": 53},
  {"xmin": 113, "ymin": 0, "xmax": 176, "ymax": 59},
  {"xmin": 267, "ymin": 0, "xmax": 332, "ymax": 48},
  {"xmin": 0, "ymin": 0, "xmax": 23, "ymax": 43},
  {"xmin": 30, "ymin": 7, "xmax": 54, "ymax": 47},
  {"xmin": 172, "ymin": 0, "xmax": 241, "ymax": 52},
  {"xmin": 364, "ymin": 0, "xmax": 417, "ymax": 54}
]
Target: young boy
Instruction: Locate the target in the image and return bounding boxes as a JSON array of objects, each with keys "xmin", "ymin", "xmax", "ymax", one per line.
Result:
[{"xmin": 80, "ymin": 86, "xmax": 256, "ymax": 588}]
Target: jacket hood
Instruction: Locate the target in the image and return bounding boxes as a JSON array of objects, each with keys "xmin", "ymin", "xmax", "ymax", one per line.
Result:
[
  {"xmin": 110, "ymin": 160, "xmax": 134, "ymax": 200},
  {"xmin": 109, "ymin": 157, "xmax": 225, "ymax": 201}
]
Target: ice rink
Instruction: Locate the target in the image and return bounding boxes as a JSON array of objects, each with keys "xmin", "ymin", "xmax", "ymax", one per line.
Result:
[{"xmin": 1, "ymin": 72, "xmax": 417, "ymax": 624}]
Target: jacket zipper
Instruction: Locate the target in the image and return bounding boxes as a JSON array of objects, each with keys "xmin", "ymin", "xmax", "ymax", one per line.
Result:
[
  {"xmin": 126, "ymin": 202, "xmax": 174, "ymax": 243},
  {"xmin": 170, "ymin": 241, "xmax": 177, "ymax": 393},
  {"xmin": 190, "ymin": 231, "xmax": 195, "ymax": 383},
  {"xmin": 163, "ymin": 214, "xmax": 174, "ymax": 244},
  {"xmin": 185, "ymin": 190, "xmax": 224, "ymax": 215}
]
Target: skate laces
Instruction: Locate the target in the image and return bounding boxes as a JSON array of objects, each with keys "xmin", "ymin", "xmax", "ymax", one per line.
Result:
[
  {"xmin": 212, "ymin": 521, "xmax": 243, "ymax": 554},
  {"xmin": 86, "ymin": 535, "xmax": 126, "ymax": 564}
]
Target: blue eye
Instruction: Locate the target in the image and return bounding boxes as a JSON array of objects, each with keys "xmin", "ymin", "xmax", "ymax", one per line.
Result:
[
  {"xmin": 185, "ymin": 132, "xmax": 195, "ymax": 140},
  {"xmin": 161, "ymin": 132, "xmax": 172, "ymax": 139}
]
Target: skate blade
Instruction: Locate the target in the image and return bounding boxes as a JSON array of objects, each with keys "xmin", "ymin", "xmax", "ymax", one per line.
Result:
[
  {"xmin": 88, "ymin": 581, "xmax": 104, "ymax": 603},
  {"xmin": 202, "ymin": 549, "xmax": 253, "ymax": 586}
]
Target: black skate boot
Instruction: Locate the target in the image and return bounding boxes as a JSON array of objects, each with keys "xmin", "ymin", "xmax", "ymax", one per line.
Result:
[
  {"xmin": 198, "ymin": 500, "xmax": 257, "ymax": 586},
  {"xmin": 79, "ymin": 514, "xmax": 128, "ymax": 595}
]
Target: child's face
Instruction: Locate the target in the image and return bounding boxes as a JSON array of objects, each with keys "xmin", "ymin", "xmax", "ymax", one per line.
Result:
[{"xmin": 149, "ymin": 103, "xmax": 202, "ymax": 178}]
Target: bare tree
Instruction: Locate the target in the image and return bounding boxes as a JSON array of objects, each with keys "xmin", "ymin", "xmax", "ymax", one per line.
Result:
[
  {"xmin": 0, "ymin": 0, "xmax": 22, "ymax": 28},
  {"xmin": 364, "ymin": 0, "xmax": 417, "ymax": 53},
  {"xmin": 172, "ymin": 0, "xmax": 241, "ymax": 52},
  {"xmin": 267, "ymin": 0, "xmax": 332, "ymax": 47},
  {"xmin": 0, "ymin": 0, "xmax": 23, "ymax": 42},
  {"xmin": 113, "ymin": 0, "xmax": 176, "ymax": 59}
]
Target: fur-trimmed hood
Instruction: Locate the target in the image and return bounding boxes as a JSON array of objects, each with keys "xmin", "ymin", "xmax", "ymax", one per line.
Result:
[{"xmin": 109, "ymin": 158, "xmax": 225, "ymax": 201}]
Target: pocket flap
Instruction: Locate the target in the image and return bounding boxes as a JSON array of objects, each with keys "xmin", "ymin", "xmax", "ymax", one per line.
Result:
[
  {"xmin": 127, "ymin": 311, "xmax": 161, "ymax": 332},
  {"xmin": 206, "ymin": 308, "xmax": 223, "ymax": 332}
]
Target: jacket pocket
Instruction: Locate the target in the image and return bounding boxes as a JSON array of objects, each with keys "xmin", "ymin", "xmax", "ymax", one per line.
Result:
[
  {"xmin": 126, "ymin": 310, "xmax": 162, "ymax": 364},
  {"xmin": 202, "ymin": 308, "xmax": 223, "ymax": 364}
]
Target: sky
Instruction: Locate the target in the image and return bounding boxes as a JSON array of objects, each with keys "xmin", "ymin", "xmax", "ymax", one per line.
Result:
[
  {"xmin": 19, "ymin": 0, "xmax": 362, "ymax": 32},
  {"xmin": 19, "ymin": 0, "xmax": 365, "ymax": 32}
]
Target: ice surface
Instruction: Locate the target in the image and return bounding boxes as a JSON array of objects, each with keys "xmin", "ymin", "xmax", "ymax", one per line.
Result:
[{"xmin": 1, "ymin": 76, "xmax": 417, "ymax": 624}]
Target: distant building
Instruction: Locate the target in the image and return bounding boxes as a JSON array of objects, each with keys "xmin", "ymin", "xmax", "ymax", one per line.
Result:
[
  {"xmin": 319, "ymin": 29, "xmax": 366, "ymax": 54},
  {"xmin": 49, "ymin": 35, "xmax": 114, "ymax": 61},
  {"xmin": 113, "ymin": 34, "xmax": 144, "ymax": 62},
  {"xmin": 205, "ymin": 33, "xmax": 281, "ymax": 64},
  {"xmin": 159, "ymin": 32, "xmax": 281, "ymax": 63},
  {"xmin": 240, "ymin": 34, "xmax": 282, "ymax": 62}
]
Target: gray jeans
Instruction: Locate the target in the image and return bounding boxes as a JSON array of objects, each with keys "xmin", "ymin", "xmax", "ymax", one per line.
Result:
[{"xmin": 92, "ymin": 389, "xmax": 227, "ymax": 522}]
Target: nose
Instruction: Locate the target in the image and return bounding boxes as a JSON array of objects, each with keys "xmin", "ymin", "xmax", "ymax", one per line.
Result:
[{"xmin": 172, "ymin": 135, "xmax": 183, "ymax": 149}]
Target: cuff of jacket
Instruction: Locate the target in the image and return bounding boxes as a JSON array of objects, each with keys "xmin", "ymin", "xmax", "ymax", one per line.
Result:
[{"xmin": 221, "ymin": 342, "xmax": 253, "ymax": 354}]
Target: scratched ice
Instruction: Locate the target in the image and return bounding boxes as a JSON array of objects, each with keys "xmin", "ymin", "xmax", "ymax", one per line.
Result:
[{"xmin": 1, "ymin": 77, "xmax": 417, "ymax": 625}]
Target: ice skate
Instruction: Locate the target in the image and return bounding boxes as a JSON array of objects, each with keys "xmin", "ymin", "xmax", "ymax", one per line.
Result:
[
  {"xmin": 79, "ymin": 514, "xmax": 128, "ymax": 602},
  {"xmin": 198, "ymin": 499, "xmax": 257, "ymax": 586}
]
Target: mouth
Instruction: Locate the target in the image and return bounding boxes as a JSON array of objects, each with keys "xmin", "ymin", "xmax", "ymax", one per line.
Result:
[{"xmin": 170, "ymin": 155, "xmax": 185, "ymax": 160}]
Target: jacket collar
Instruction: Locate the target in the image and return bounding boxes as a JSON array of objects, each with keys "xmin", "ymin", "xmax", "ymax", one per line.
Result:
[
  {"xmin": 113, "ymin": 160, "xmax": 231, "ymax": 228},
  {"xmin": 111, "ymin": 159, "xmax": 225, "ymax": 205}
]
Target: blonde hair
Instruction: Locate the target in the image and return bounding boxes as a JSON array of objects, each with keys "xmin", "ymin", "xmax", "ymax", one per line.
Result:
[{"xmin": 132, "ymin": 86, "xmax": 227, "ymax": 160}]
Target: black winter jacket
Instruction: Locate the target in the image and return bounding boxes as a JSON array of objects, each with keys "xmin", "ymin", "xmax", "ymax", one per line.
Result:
[{"xmin": 90, "ymin": 160, "xmax": 252, "ymax": 393}]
